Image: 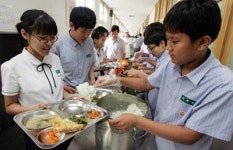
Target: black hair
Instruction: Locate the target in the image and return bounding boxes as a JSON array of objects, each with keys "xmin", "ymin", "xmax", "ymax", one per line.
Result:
[
  {"xmin": 144, "ymin": 22, "xmax": 165, "ymax": 37},
  {"xmin": 16, "ymin": 9, "xmax": 58, "ymax": 36},
  {"xmin": 163, "ymin": 0, "xmax": 221, "ymax": 43},
  {"xmin": 91, "ymin": 26, "xmax": 109, "ymax": 40},
  {"xmin": 144, "ymin": 22, "xmax": 167, "ymax": 46},
  {"xmin": 70, "ymin": 7, "xmax": 96, "ymax": 30},
  {"xmin": 111, "ymin": 25, "xmax": 120, "ymax": 33}
]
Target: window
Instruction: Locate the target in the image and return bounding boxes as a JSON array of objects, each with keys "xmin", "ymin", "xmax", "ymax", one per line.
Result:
[{"xmin": 75, "ymin": 0, "xmax": 95, "ymax": 11}]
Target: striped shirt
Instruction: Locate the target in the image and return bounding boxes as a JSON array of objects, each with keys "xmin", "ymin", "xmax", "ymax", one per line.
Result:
[
  {"xmin": 148, "ymin": 50, "xmax": 170, "ymax": 114},
  {"xmin": 51, "ymin": 32, "xmax": 96, "ymax": 87},
  {"xmin": 148, "ymin": 51, "xmax": 233, "ymax": 150}
]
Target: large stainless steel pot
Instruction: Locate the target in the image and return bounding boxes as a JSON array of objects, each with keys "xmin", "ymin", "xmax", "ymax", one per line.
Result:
[{"xmin": 96, "ymin": 93, "xmax": 151, "ymax": 150}]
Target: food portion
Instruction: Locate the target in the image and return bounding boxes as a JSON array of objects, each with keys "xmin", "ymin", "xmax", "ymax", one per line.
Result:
[
  {"xmin": 52, "ymin": 115, "xmax": 84, "ymax": 133},
  {"xmin": 25, "ymin": 114, "xmax": 53, "ymax": 130},
  {"xmin": 76, "ymin": 82, "xmax": 97, "ymax": 101},
  {"xmin": 69, "ymin": 114, "xmax": 88, "ymax": 125},
  {"xmin": 117, "ymin": 59, "xmax": 129, "ymax": 66},
  {"xmin": 38, "ymin": 130, "xmax": 59, "ymax": 145},
  {"xmin": 76, "ymin": 82, "xmax": 103, "ymax": 103},
  {"xmin": 91, "ymin": 95, "xmax": 99, "ymax": 103},
  {"xmin": 86, "ymin": 110, "xmax": 102, "ymax": 119},
  {"xmin": 14, "ymin": 99, "xmax": 108, "ymax": 149},
  {"xmin": 110, "ymin": 104, "xmax": 143, "ymax": 118}
]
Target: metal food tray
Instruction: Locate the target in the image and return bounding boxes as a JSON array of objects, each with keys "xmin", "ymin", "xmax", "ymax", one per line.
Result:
[{"xmin": 13, "ymin": 98, "xmax": 108, "ymax": 149}]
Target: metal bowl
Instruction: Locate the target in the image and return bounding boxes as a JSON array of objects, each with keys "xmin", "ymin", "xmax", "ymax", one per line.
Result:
[
  {"xmin": 58, "ymin": 100, "xmax": 90, "ymax": 114},
  {"xmin": 37, "ymin": 127, "xmax": 65, "ymax": 146},
  {"xmin": 22, "ymin": 110, "xmax": 56, "ymax": 130},
  {"xmin": 97, "ymin": 93, "xmax": 148, "ymax": 118},
  {"xmin": 96, "ymin": 89, "xmax": 113, "ymax": 98}
]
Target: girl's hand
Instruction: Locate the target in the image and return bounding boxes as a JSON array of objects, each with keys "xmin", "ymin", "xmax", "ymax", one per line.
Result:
[{"xmin": 32, "ymin": 102, "xmax": 49, "ymax": 110}]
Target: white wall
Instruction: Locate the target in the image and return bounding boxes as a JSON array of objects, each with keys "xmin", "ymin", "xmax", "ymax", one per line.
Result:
[{"xmin": 0, "ymin": 0, "xmax": 69, "ymax": 36}]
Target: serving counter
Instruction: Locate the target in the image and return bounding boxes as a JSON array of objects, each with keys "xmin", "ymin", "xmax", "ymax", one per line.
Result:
[
  {"xmin": 67, "ymin": 123, "xmax": 156, "ymax": 150},
  {"xmin": 67, "ymin": 86, "xmax": 156, "ymax": 150}
]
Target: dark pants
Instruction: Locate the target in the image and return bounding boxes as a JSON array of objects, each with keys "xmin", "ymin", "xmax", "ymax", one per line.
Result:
[{"xmin": 25, "ymin": 134, "xmax": 72, "ymax": 150}]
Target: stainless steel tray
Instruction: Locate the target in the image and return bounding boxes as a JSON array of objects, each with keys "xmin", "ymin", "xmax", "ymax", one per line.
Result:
[{"xmin": 13, "ymin": 99, "xmax": 108, "ymax": 149}]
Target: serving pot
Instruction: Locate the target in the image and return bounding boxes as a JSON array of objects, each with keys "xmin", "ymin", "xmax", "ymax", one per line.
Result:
[{"xmin": 96, "ymin": 93, "xmax": 151, "ymax": 150}]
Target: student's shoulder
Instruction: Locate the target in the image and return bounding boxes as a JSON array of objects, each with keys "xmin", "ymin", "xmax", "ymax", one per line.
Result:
[
  {"xmin": 207, "ymin": 63, "xmax": 233, "ymax": 88},
  {"xmin": 48, "ymin": 52, "xmax": 61, "ymax": 61},
  {"xmin": 1, "ymin": 55, "xmax": 22, "ymax": 71},
  {"xmin": 118, "ymin": 37, "xmax": 125, "ymax": 43},
  {"xmin": 2, "ymin": 53, "xmax": 24, "ymax": 67},
  {"xmin": 215, "ymin": 65, "xmax": 233, "ymax": 79}
]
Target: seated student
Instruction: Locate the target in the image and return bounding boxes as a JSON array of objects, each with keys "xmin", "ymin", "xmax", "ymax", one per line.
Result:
[{"xmin": 95, "ymin": 0, "xmax": 233, "ymax": 150}]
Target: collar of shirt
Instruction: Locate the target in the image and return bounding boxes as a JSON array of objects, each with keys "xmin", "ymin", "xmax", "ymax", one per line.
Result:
[
  {"xmin": 67, "ymin": 32, "xmax": 85, "ymax": 47},
  {"xmin": 173, "ymin": 50, "xmax": 217, "ymax": 86},
  {"xmin": 22, "ymin": 48, "xmax": 50, "ymax": 66}
]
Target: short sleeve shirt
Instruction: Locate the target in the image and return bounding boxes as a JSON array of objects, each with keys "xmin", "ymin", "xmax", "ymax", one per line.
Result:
[
  {"xmin": 1, "ymin": 49, "xmax": 64, "ymax": 106},
  {"xmin": 51, "ymin": 32, "xmax": 96, "ymax": 87},
  {"xmin": 148, "ymin": 50, "xmax": 170, "ymax": 112},
  {"xmin": 104, "ymin": 37, "xmax": 126, "ymax": 59},
  {"xmin": 148, "ymin": 51, "xmax": 233, "ymax": 150}
]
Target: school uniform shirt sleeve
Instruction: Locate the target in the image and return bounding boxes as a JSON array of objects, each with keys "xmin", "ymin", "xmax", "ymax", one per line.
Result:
[
  {"xmin": 185, "ymin": 66, "xmax": 233, "ymax": 141},
  {"xmin": 1, "ymin": 60, "xmax": 19, "ymax": 95}
]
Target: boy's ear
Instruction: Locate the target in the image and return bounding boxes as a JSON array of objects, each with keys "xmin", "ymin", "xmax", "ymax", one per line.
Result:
[
  {"xmin": 93, "ymin": 39, "xmax": 97, "ymax": 44},
  {"xmin": 198, "ymin": 36, "xmax": 211, "ymax": 50},
  {"xmin": 160, "ymin": 40, "xmax": 166, "ymax": 49},
  {"xmin": 69, "ymin": 22, "xmax": 75, "ymax": 30}
]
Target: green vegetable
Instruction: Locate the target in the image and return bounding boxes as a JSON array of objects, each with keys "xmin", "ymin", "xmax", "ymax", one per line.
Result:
[
  {"xmin": 92, "ymin": 95, "xmax": 99, "ymax": 103},
  {"xmin": 69, "ymin": 114, "xmax": 88, "ymax": 125}
]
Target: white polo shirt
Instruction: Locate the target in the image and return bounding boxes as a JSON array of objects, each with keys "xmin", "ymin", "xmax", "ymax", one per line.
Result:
[
  {"xmin": 1, "ymin": 49, "xmax": 64, "ymax": 106},
  {"xmin": 104, "ymin": 37, "xmax": 126, "ymax": 59},
  {"xmin": 148, "ymin": 51, "xmax": 233, "ymax": 150}
]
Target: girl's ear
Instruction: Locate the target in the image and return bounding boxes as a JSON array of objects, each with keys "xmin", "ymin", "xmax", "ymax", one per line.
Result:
[
  {"xmin": 198, "ymin": 35, "xmax": 211, "ymax": 51},
  {"xmin": 20, "ymin": 29, "xmax": 29, "ymax": 40}
]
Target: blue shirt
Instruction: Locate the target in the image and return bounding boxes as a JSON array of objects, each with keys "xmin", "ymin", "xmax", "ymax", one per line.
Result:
[
  {"xmin": 148, "ymin": 50, "xmax": 170, "ymax": 114},
  {"xmin": 148, "ymin": 51, "xmax": 233, "ymax": 150},
  {"xmin": 51, "ymin": 32, "xmax": 96, "ymax": 87}
]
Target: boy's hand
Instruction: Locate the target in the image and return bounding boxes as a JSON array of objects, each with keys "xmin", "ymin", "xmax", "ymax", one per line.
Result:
[{"xmin": 94, "ymin": 75, "xmax": 117, "ymax": 87}]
